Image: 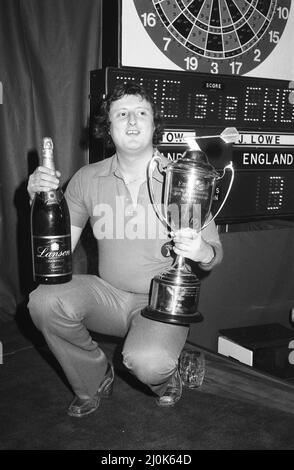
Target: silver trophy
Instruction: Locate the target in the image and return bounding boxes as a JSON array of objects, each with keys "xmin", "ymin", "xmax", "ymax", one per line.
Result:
[{"xmin": 141, "ymin": 128, "xmax": 237, "ymax": 325}]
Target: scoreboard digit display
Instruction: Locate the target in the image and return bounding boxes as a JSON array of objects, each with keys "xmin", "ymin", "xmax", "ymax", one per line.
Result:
[
  {"xmin": 101, "ymin": 66, "xmax": 294, "ymax": 130},
  {"xmin": 90, "ymin": 66, "xmax": 294, "ymax": 223}
]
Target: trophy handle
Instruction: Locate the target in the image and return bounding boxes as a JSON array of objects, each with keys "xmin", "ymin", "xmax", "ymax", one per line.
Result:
[
  {"xmin": 202, "ymin": 161, "xmax": 234, "ymax": 229},
  {"xmin": 147, "ymin": 154, "xmax": 170, "ymax": 231}
]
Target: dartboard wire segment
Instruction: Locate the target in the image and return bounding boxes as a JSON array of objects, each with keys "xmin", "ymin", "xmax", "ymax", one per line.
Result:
[{"xmin": 133, "ymin": 0, "xmax": 291, "ymax": 75}]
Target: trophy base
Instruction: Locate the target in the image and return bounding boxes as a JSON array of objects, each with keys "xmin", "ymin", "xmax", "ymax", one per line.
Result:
[
  {"xmin": 141, "ymin": 306, "xmax": 203, "ymax": 326},
  {"xmin": 143, "ymin": 263, "xmax": 202, "ymax": 325}
]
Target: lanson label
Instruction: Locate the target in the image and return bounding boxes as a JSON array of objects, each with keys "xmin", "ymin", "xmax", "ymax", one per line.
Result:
[{"xmin": 32, "ymin": 235, "xmax": 72, "ymax": 277}]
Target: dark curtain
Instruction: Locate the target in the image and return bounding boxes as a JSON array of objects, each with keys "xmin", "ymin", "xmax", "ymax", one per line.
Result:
[{"xmin": 0, "ymin": 0, "xmax": 102, "ymax": 320}]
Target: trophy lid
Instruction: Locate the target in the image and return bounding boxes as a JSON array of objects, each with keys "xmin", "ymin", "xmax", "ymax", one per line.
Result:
[{"xmin": 172, "ymin": 150, "xmax": 219, "ymax": 178}]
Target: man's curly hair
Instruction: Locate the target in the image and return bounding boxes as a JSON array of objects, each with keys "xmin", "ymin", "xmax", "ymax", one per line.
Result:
[{"xmin": 92, "ymin": 82, "xmax": 164, "ymax": 147}]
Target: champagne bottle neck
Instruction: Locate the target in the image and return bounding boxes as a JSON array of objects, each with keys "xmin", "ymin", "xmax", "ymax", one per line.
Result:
[
  {"xmin": 42, "ymin": 154, "xmax": 55, "ymax": 171},
  {"xmin": 38, "ymin": 137, "xmax": 60, "ymax": 202},
  {"xmin": 42, "ymin": 137, "xmax": 55, "ymax": 171},
  {"xmin": 42, "ymin": 188, "xmax": 62, "ymax": 203}
]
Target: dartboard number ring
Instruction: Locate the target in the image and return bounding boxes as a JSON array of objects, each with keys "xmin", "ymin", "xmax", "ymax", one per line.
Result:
[{"xmin": 133, "ymin": 0, "xmax": 291, "ymax": 75}]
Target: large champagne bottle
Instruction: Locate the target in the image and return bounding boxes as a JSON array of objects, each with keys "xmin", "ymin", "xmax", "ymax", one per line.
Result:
[{"xmin": 31, "ymin": 137, "xmax": 72, "ymax": 284}]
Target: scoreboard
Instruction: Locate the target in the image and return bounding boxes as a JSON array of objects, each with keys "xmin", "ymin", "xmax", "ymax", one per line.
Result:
[{"xmin": 89, "ymin": 66, "xmax": 294, "ymax": 223}]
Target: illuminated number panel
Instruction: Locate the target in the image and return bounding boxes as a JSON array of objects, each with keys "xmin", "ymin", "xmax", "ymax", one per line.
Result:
[
  {"xmin": 90, "ymin": 67, "xmax": 294, "ymax": 223},
  {"xmin": 133, "ymin": 0, "xmax": 291, "ymax": 75}
]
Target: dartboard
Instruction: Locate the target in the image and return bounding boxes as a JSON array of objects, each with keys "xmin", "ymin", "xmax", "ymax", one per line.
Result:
[{"xmin": 133, "ymin": 0, "xmax": 291, "ymax": 75}]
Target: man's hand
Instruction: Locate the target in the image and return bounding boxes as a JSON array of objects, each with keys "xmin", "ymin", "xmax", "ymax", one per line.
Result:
[
  {"xmin": 173, "ymin": 227, "xmax": 215, "ymax": 264},
  {"xmin": 27, "ymin": 166, "xmax": 61, "ymax": 202}
]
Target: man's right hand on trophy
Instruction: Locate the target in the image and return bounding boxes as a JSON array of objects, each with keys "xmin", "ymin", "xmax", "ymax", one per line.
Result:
[{"xmin": 172, "ymin": 228, "xmax": 215, "ymax": 264}]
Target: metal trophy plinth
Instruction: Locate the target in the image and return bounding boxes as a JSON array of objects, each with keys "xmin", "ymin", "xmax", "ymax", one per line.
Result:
[
  {"xmin": 142, "ymin": 129, "xmax": 237, "ymax": 325},
  {"xmin": 142, "ymin": 256, "xmax": 203, "ymax": 325}
]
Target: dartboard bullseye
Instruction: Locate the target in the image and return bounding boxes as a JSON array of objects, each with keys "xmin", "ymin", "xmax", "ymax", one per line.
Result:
[{"xmin": 134, "ymin": 0, "xmax": 291, "ymax": 75}]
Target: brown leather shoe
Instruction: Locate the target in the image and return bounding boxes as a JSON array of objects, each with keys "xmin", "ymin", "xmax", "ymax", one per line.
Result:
[
  {"xmin": 67, "ymin": 363, "xmax": 114, "ymax": 418},
  {"xmin": 156, "ymin": 369, "xmax": 182, "ymax": 407}
]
